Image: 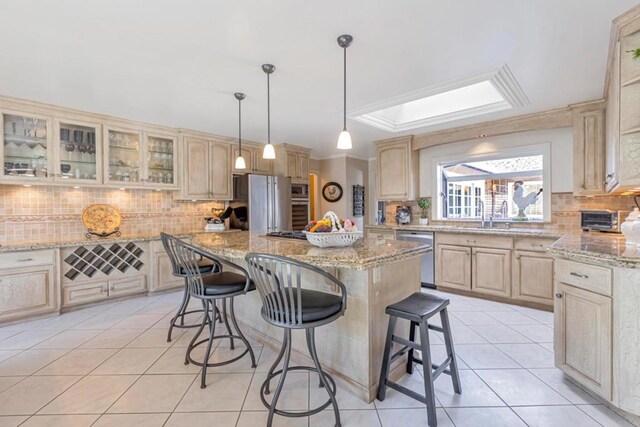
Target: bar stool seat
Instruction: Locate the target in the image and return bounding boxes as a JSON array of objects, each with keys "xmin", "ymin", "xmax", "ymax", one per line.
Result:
[
  {"xmin": 377, "ymin": 291, "xmax": 462, "ymax": 427},
  {"xmin": 386, "ymin": 292, "xmax": 449, "ymax": 321},
  {"xmin": 202, "ymin": 272, "xmax": 256, "ymax": 295},
  {"xmin": 176, "ymin": 258, "xmax": 216, "ymax": 276},
  {"xmin": 264, "ymin": 288, "xmax": 343, "ymax": 323}
]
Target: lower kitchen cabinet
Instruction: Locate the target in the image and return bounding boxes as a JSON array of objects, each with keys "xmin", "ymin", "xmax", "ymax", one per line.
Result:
[
  {"xmin": 555, "ymin": 281, "xmax": 612, "ymax": 400},
  {"xmin": 150, "ymin": 239, "xmax": 186, "ymax": 292},
  {"xmin": 472, "ymin": 247, "xmax": 511, "ymax": 297},
  {"xmin": 0, "ymin": 250, "xmax": 59, "ymax": 322},
  {"xmin": 436, "ymin": 244, "xmax": 471, "ymax": 291},
  {"xmin": 109, "ymin": 276, "xmax": 146, "ymax": 297},
  {"xmin": 513, "ymin": 249, "xmax": 554, "ymax": 305},
  {"xmin": 366, "ymin": 229, "xmax": 395, "ymax": 242},
  {"xmin": 63, "ymin": 281, "xmax": 109, "ymax": 306}
]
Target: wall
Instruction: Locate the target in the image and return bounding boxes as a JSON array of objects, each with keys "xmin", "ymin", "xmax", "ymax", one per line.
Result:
[
  {"xmin": 319, "ymin": 156, "xmax": 370, "ymax": 228},
  {"xmin": 419, "ymin": 127, "xmax": 574, "ymax": 196},
  {"xmin": 0, "ymin": 185, "xmax": 224, "ymax": 245},
  {"xmin": 345, "ymin": 157, "xmax": 369, "ymax": 229}
]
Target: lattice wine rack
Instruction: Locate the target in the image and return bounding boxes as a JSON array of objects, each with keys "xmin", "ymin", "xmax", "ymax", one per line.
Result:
[{"xmin": 63, "ymin": 242, "xmax": 146, "ymax": 281}]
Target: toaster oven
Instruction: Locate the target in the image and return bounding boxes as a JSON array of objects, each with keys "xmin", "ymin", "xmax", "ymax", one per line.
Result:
[{"xmin": 579, "ymin": 210, "xmax": 628, "ymax": 233}]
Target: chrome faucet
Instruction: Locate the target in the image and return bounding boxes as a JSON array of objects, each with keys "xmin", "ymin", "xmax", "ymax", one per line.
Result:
[
  {"xmin": 489, "ymin": 216, "xmax": 494, "ymax": 228},
  {"xmin": 479, "ymin": 200, "xmax": 486, "ymax": 228}
]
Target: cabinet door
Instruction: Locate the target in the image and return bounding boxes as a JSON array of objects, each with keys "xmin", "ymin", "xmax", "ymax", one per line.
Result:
[
  {"xmin": 152, "ymin": 253, "xmax": 184, "ymax": 292},
  {"xmin": 555, "ymin": 283, "xmax": 612, "ymax": 399},
  {"xmin": 144, "ymin": 133, "xmax": 178, "ymax": 189},
  {"xmin": 253, "ymin": 147, "xmax": 274, "ymax": 175},
  {"xmin": 210, "ymin": 141, "xmax": 232, "ymax": 200},
  {"xmin": 512, "ymin": 250, "xmax": 554, "ymax": 305},
  {"xmin": 62, "ymin": 281, "xmax": 108, "ymax": 307},
  {"xmin": 232, "ymin": 147, "xmax": 253, "ymax": 174},
  {"xmin": 109, "ymin": 276, "xmax": 146, "ymax": 298},
  {"xmin": 297, "ymin": 153, "xmax": 309, "ymax": 181},
  {"xmin": 183, "ymin": 138, "xmax": 210, "ymax": 199},
  {"xmin": 605, "ymin": 42, "xmax": 621, "ymax": 192},
  {"xmin": 377, "ymin": 142, "xmax": 409, "ymax": 200},
  {"xmin": 573, "ymin": 106, "xmax": 605, "ymax": 195},
  {"xmin": 0, "ymin": 265, "xmax": 57, "ymax": 321},
  {"xmin": 54, "ymin": 119, "xmax": 102, "ymax": 185},
  {"xmin": 286, "ymin": 152, "xmax": 298, "ymax": 179},
  {"xmin": 472, "ymin": 247, "xmax": 511, "ymax": 297},
  {"xmin": 104, "ymin": 127, "xmax": 144, "ymax": 186},
  {"xmin": 436, "ymin": 244, "xmax": 471, "ymax": 290},
  {"xmin": 1, "ymin": 110, "xmax": 54, "ymax": 183}
]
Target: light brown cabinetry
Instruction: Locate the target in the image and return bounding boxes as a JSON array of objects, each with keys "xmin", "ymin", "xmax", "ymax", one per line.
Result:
[
  {"xmin": 572, "ymin": 101, "xmax": 606, "ymax": 196},
  {"xmin": 375, "ymin": 136, "xmax": 419, "ymax": 201},
  {"xmin": 555, "ymin": 280, "xmax": 612, "ymax": 400},
  {"xmin": 472, "ymin": 247, "xmax": 511, "ymax": 297},
  {"xmin": 276, "ymin": 144, "xmax": 310, "ymax": 183},
  {"xmin": 232, "ymin": 143, "xmax": 274, "ymax": 175},
  {"xmin": 150, "ymin": 239, "xmax": 188, "ymax": 292},
  {"xmin": 180, "ymin": 136, "xmax": 233, "ymax": 200},
  {"xmin": 512, "ymin": 238, "xmax": 555, "ymax": 305},
  {"xmin": 436, "ymin": 244, "xmax": 471, "ymax": 290},
  {"xmin": 0, "ymin": 250, "xmax": 59, "ymax": 322}
]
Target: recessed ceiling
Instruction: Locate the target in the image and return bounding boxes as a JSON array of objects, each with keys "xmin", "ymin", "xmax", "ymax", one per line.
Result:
[{"xmin": 0, "ymin": 1, "xmax": 635, "ymax": 159}]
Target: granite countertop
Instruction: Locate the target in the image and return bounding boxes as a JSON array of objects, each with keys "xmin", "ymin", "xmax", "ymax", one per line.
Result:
[
  {"xmin": 549, "ymin": 232, "xmax": 640, "ymax": 268},
  {"xmin": 0, "ymin": 230, "xmax": 240, "ymax": 253},
  {"xmin": 192, "ymin": 231, "xmax": 431, "ymax": 271},
  {"xmin": 365, "ymin": 223, "xmax": 563, "ymax": 239}
]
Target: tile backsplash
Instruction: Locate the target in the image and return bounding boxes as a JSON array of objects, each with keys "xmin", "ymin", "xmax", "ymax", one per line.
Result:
[
  {"xmin": 382, "ymin": 193, "xmax": 639, "ymax": 230},
  {"xmin": 0, "ymin": 185, "xmax": 224, "ymax": 244}
]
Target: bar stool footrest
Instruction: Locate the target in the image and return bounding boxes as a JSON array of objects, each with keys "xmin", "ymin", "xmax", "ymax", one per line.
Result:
[
  {"xmin": 186, "ymin": 335, "xmax": 253, "ymax": 368},
  {"xmin": 170, "ymin": 308, "xmax": 207, "ymax": 330},
  {"xmin": 260, "ymin": 366, "xmax": 337, "ymax": 417}
]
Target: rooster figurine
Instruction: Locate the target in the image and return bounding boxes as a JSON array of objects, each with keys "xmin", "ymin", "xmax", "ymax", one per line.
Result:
[{"xmin": 512, "ymin": 181, "xmax": 542, "ymax": 220}]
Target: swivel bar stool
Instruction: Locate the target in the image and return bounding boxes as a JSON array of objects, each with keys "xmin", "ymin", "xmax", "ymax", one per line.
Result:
[
  {"xmin": 377, "ymin": 292, "xmax": 462, "ymax": 427},
  {"xmin": 161, "ymin": 233, "xmax": 221, "ymax": 343},
  {"xmin": 164, "ymin": 234, "xmax": 256, "ymax": 388},
  {"xmin": 245, "ymin": 253, "xmax": 347, "ymax": 427}
]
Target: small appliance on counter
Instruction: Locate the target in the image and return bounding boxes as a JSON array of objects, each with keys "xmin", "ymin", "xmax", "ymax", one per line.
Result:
[
  {"xmin": 395, "ymin": 205, "xmax": 411, "ymax": 225},
  {"xmin": 204, "ymin": 207, "xmax": 232, "ymax": 232},
  {"xmin": 579, "ymin": 209, "xmax": 629, "ymax": 233}
]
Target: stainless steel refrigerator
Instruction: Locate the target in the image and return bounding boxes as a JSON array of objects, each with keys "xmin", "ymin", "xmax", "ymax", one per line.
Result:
[{"xmin": 231, "ymin": 174, "xmax": 292, "ymax": 233}]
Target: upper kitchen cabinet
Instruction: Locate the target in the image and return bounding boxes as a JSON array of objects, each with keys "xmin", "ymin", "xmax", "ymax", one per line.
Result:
[
  {"xmin": 1, "ymin": 110, "xmax": 54, "ymax": 183},
  {"xmin": 604, "ymin": 9, "xmax": 640, "ymax": 192},
  {"xmin": 232, "ymin": 142, "xmax": 274, "ymax": 175},
  {"xmin": 375, "ymin": 136, "xmax": 419, "ymax": 201},
  {"xmin": 275, "ymin": 144, "xmax": 311, "ymax": 183},
  {"xmin": 572, "ymin": 100, "xmax": 606, "ymax": 196},
  {"xmin": 55, "ymin": 119, "xmax": 103, "ymax": 185},
  {"xmin": 179, "ymin": 134, "xmax": 233, "ymax": 200},
  {"xmin": 104, "ymin": 126, "xmax": 179, "ymax": 189}
]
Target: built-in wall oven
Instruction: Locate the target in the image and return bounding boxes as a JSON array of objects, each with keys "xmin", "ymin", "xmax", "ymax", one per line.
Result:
[{"xmin": 291, "ymin": 183, "xmax": 309, "ymax": 231}]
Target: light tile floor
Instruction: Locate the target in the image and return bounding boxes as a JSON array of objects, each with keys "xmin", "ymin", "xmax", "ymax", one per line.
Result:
[{"xmin": 0, "ymin": 289, "xmax": 633, "ymax": 427}]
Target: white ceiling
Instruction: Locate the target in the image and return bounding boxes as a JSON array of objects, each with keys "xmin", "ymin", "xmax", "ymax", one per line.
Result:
[{"xmin": 0, "ymin": 0, "xmax": 635, "ymax": 159}]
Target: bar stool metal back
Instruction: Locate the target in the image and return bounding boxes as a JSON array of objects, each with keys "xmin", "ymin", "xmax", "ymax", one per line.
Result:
[
  {"xmin": 167, "ymin": 234, "xmax": 256, "ymax": 388},
  {"xmin": 161, "ymin": 232, "xmax": 217, "ymax": 342},
  {"xmin": 246, "ymin": 253, "xmax": 347, "ymax": 427}
]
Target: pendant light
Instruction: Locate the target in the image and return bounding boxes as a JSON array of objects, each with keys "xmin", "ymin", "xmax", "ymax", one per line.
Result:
[
  {"xmin": 234, "ymin": 92, "xmax": 246, "ymax": 170},
  {"xmin": 337, "ymin": 34, "xmax": 353, "ymax": 150},
  {"xmin": 262, "ymin": 63, "xmax": 276, "ymax": 159}
]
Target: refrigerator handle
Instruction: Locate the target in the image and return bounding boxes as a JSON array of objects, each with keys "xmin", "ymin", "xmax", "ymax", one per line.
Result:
[
  {"xmin": 266, "ymin": 176, "xmax": 271, "ymax": 233},
  {"xmin": 272, "ymin": 179, "xmax": 278, "ymax": 232}
]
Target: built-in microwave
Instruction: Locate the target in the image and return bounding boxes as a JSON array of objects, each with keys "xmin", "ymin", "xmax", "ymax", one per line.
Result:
[
  {"xmin": 580, "ymin": 210, "xmax": 628, "ymax": 233},
  {"xmin": 291, "ymin": 183, "xmax": 309, "ymax": 200}
]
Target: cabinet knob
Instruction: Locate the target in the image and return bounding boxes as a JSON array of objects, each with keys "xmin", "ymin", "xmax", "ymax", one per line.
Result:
[
  {"xmin": 555, "ymin": 293, "xmax": 563, "ymax": 298},
  {"xmin": 16, "ymin": 258, "xmax": 34, "ymax": 262},
  {"xmin": 467, "ymin": 239, "xmax": 477, "ymax": 244}
]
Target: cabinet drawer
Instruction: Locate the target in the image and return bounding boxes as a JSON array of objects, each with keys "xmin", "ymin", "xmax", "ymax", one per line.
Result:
[
  {"xmin": 109, "ymin": 276, "xmax": 146, "ymax": 297},
  {"xmin": 555, "ymin": 259, "xmax": 612, "ymax": 296},
  {"xmin": 514, "ymin": 238, "xmax": 556, "ymax": 252},
  {"xmin": 436, "ymin": 233, "xmax": 512, "ymax": 249},
  {"xmin": 0, "ymin": 250, "xmax": 57, "ymax": 270},
  {"xmin": 367, "ymin": 230, "xmax": 395, "ymax": 241}
]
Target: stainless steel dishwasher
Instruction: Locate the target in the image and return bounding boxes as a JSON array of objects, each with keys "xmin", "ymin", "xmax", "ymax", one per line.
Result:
[{"xmin": 395, "ymin": 230, "xmax": 435, "ymax": 288}]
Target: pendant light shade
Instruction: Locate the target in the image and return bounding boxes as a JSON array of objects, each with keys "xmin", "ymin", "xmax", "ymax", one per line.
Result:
[
  {"xmin": 337, "ymin": 34, "xmax": 353, "ymax": 150},
  {"xmin": 262, "ymin": 63, "xmax": 277, "ymax": 160},
  {"xmin": 234, "ymin": 92, "xmax": 246, "ymax": 170}
]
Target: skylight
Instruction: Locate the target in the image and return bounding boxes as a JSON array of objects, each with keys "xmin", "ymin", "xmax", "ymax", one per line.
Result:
[{"xmin": 350, "ymin": 65, "xmax": 529, "ymax": 132}]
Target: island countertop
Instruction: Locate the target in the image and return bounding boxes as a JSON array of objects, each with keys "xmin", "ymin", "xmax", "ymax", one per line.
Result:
[
  {"xmin": 192, "ymin": 231, "xmax": 431, "ymax": 270},
  {"xmin": 548, "ymin": 232, "xmax": 640, "ymax": 268}
]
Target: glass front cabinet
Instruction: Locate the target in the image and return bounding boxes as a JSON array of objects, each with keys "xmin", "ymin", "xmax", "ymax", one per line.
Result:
[
  {"xmin": 55, "ymin": 119, "xmax": 102, "ymax": 185},
  {"xmin": 1, "ymin": 110, "xmax": 53, "ymax": 183}
]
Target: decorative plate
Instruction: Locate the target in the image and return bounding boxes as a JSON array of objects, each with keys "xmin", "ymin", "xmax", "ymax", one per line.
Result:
[
  {"xmin": 322, "ymin": 182, "xmax": 343, "ymax": 203},
  {"xmin": 81, "ymin": 204, "xmax": 122, "ymax": 236}
]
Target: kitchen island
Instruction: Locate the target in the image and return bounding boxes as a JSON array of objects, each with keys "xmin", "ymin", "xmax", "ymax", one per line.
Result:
[{"xmin": 192, "ymin": 231, "xmax": 431, "ymax": 402}]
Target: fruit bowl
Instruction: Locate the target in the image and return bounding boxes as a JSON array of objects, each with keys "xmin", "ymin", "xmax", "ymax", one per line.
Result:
[{"xmin": 302, "ymin": 231, "xmax": 363, "ymax": 248}]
